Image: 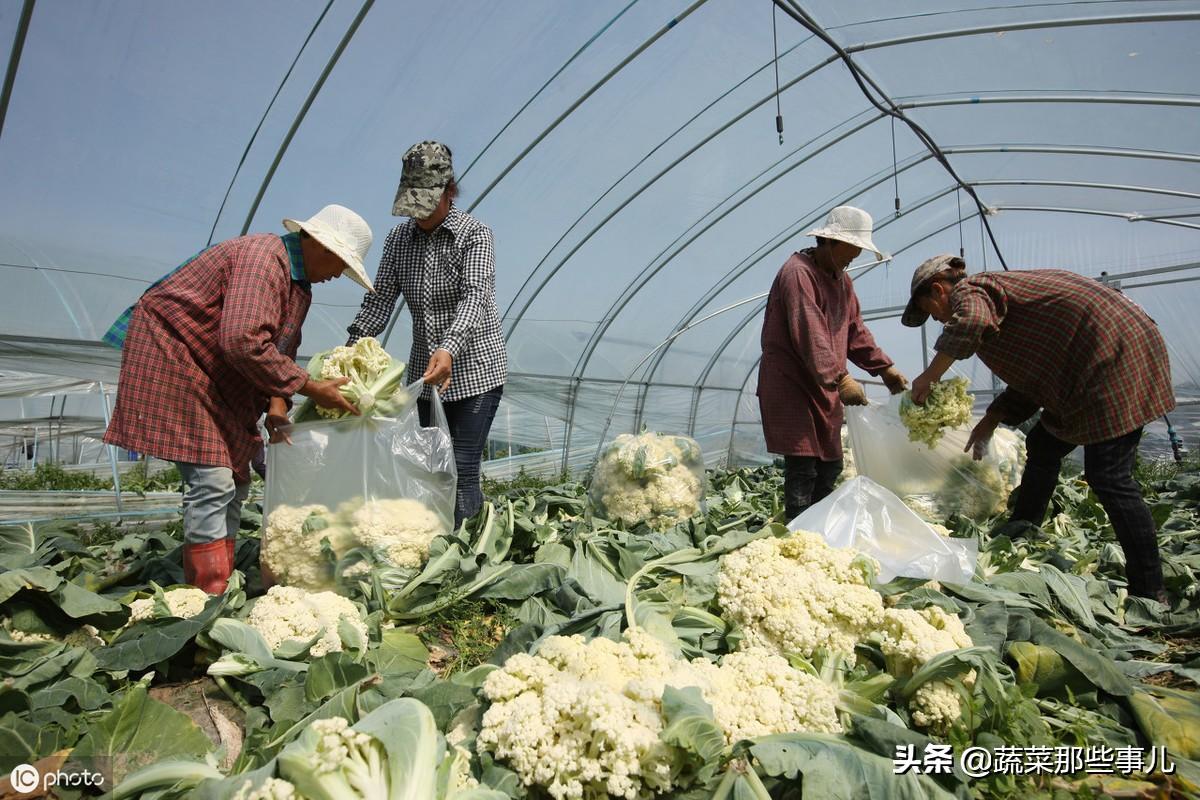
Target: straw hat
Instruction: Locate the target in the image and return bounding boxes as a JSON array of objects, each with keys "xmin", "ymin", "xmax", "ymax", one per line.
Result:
[
  {"xmin": 804, "ymin": 205, "xmax": 884, "ymax": 260},
  {"xmin": 283, "ymin": 204, "xmax": 374, "ymax": 292}
]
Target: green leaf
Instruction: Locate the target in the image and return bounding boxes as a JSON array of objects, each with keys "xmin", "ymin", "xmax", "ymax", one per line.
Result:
[
  {"xmin": 29, "ymin": 675, "xmax": 110, "ymax": 711},
  {"xmin": 305, "ymin": 652, "xmax": 369, "ymax": 703},
  {"xmin": 1006, "ymin": 641, "xmax": 1090, "ymax": 697},
  {"xmin": 96, "ymin": 592, "xmax": 228, "ymax": 672},
  {"xmin": 406, "ymin": 680, "xmax": 478, "ymax": 730},
  {"xmin": 567, "ymin": 541, "xmax": 627, "ymax": 605},
  {"xmin": 749, "ymin": 734, "xmax": 959, "ymax": 800},
  {"xmin": 1038, "ymin": 564, "xmax": 1099, "ymax": 631},
  {"xmin": 54, "ymin": 580, "xmax": 124, "ymax": 618},
  {"xmin": 371, "ymin": 630, "xmax": 430, "ymax": 678},
  {"xmin": 70, "ymin": 682, "xmax": 213, "ymax": 787},
  {"xmin": 1021, "ymin": 614, "xmax": 1132, "ymax": 696},
  {"xmin": 475, "ymin": 563, "xmax": 566, "ymax": 601},
  {"xmin": 0, "ymin": 566, "xmax": 62, "ymax": 602},
  {"xmin": 0, "ymin": 711, "xmax": 61, "ymax": 772},
  {"xmin": 660, "ymin": 685, "xmax": 726, "ymax": 788},
  {"xmin": 1128, "ymin": 685, "xmax": 1200, "ymax": 760}
]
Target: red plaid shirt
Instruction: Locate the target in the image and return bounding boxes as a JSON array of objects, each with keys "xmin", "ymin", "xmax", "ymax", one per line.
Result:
[
  {"xmin": 103, "ymin": 235, "xmax": 311, "ymax": 481},
  {"xmin": 935, "ymin": 269, "xmax": 1174, "ymax": 445},
  {"xmin": 757, "ymin": 250, "xmax": 893, "ymax": 458}
]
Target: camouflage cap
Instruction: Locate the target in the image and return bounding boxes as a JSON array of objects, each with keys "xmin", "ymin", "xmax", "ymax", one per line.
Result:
[
  {"xmin": 392, "ymin": 141, "xmax": 454, "ymax": 218},
  {"xmin": 901, "ymin": 254, "xmax": 966, "ymax": 327}
]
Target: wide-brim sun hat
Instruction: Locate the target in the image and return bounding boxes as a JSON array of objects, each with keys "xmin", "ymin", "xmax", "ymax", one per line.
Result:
[
  {"xmin": 392, "ymin": 141, "xmax": 454, "ymax": 218},
  {"xmin": 803, "ymin": 205, "xmax": 884, "ymax": 260},
  {"xmin": 901, "ymin": 253, "xmax": 965, "ymax": 327},
  {"xmin": 283, "ymin": 204, "xmax": 374, "ymax": 292}
]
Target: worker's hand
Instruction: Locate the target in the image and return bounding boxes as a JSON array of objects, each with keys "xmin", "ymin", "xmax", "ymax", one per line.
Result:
[
  {"xmin": 837, "ymin": 374, "xmax": 868, "ymax": 406},
  {"xmin": 422, "ymin": 349, "xmax": 453, "ymax": 393},
  {"xmin": 965, "ymin": 412, "xmax": 1002, "ymax": 461},
  {"xmin": 265, "ymin": 397, "xmax": 292, "ymax": 444},
  {"xmin": 301, "ymin": 377, "xmax": 359, "ymax": 416},
  {"xmin": 910, "ymin": 372, "xmax": 935, "ymax": 406},
  {"xmin": 880, "ymin": 366, "xmax": 909, "ymax": 395}
]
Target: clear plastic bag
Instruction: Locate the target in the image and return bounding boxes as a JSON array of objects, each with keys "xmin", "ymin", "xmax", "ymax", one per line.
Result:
[
  {"xmin": 845, "ymin": 395, "xmax": 1026, "ymax": 522},
  {"xmin": 589, "ymin": 430, "xmax": 707, "ymax": 530},
  {"xmin": 260, "ymin": 380, "xmax": 457, "ymax": 592},
  {"xmin": 789, "ymin": 476, "xmax": 978, "ymax": 583}
]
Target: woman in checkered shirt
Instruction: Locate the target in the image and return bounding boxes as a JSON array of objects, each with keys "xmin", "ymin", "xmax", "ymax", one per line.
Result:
[{"xmin": 347, "ymin": 142, "xmax": 508, "ymax": 528}]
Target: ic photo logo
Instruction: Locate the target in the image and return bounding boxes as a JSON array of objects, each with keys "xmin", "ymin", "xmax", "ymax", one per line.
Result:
[
  {"xmin": 9, "ymin": 764, "xmax": 39, "ymax": 793},
  {"xmin": 8, "ymin": 762, "xmax": 106, "ymax": 793}
]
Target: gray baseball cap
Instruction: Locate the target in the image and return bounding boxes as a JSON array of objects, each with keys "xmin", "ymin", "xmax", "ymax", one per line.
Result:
[
  {"xmin": 901, "ymin": 254, "xmax": 965, "ymax": 327},
  {"xmin": 392, "ymin": 141, "xmax": 454, "ymax": 218}
]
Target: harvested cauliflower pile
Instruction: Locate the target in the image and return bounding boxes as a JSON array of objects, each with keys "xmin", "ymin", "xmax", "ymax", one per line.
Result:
[
  {"xmin": 246, "ymin": 586, "xmax": 367, "ymax": 658},
  {"xmin": 262, "ymin": 496, "xmax": 448, "ymax": 591},
  {"xmin": 718, "ymin": 530, "xmax": 975, "ymax": 732},
  {"xmin": 718, "ymin": 531, "xmax": 885, "ymax": 657},
  {"xmin": 590, "ymin": 431, "xmax": 706, "ymax": 530},
  {"xmin": 899, "ymin": 377, "xmax": 972, "ymax": 448},
  {"xmin": 878, "ymin": 606, "xmax": 976, "ymax": 732},
  {"xmin": 477, "ymin": 627, "xmax": 839, "ymax": 800}
]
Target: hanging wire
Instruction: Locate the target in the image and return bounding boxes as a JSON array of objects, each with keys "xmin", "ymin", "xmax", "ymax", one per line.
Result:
[
  {"xmin": 771, "ymin": 1, "xmax": 784, "ymax": 144},
  {"xmin": 772, "ymin": 0, "xmax": 1008, "ymax": 269},
  {"xmin": 979, "ymin": 213, "xmax": 989, "ymax": 271},
  {"xmin": 207, "ymin": 0, "xmax": 335, "ymax": 246},
  {"xmin": 957, "ymin": 188, "xmax": 965, "ymax": 258},
  {"xmin": 890, "ymin": 115, "xmax": 900, "ymax": 214}
]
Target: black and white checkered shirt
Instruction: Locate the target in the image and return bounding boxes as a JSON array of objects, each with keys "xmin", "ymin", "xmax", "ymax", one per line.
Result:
[{"xmin": 347, "ymin": 205, "xmax": 507, "ymax": 402}]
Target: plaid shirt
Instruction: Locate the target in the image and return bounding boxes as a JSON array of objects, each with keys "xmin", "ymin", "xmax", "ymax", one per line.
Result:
[
  {"xmin": 103, "ymin": 234, "xmax": 311, "ymax": 481},
  {"xmin": 347, "ymin": 205, "xmax": 507, "ymax": 402},
  {"xmin": 935, "ymin": 269, "xmax": 1174, "ymax": 445},
  {"xmin": 757, "ymin": 250, "xmax": 893, "ymax": 458}
]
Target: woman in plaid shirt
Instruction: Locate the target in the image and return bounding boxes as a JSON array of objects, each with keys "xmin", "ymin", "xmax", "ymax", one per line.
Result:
[
  {"xmin": 905, "ymin": 255, "xmax": 1175, "ymax": 602},
  {"xmin": 104, "ymin": 206, "xmax": 373, "ymax": 593}
]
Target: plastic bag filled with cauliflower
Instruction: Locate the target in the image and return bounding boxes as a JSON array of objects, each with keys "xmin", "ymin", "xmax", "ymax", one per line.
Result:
[
  {"xmin": 589, "ymin": 430, "xmax": 707, "ymax": 530},
  {"xmin": 261, "ymin": 380, "xmax": 457, "ymax": 593},
  {"xmin": 847, "ymin": 393, "xmax": 1026, "ymax": 523}
]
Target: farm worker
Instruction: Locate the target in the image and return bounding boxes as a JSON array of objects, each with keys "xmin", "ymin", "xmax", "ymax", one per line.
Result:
[
  {"xmin": 103, "ymin": 205, "xmax": 374, "ymax": 593},
  {"xmin": 757, "ymin": 206, "xmax": 908, "ymax": 520},
  {"xmin": 905, "ymin": 255, "xmax": 1175, "ymax": 603},
  {"xmin": 347, "ymin": 141, "xmax": 508, "ymax": 529}
]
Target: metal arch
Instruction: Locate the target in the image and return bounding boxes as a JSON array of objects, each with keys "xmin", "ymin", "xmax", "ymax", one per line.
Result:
[
  {"xmin": 0, "ymin": 0, "xmax": 34, "ymax": 145},
  {"xmin": 664, "ymin": 179, "xmax": 1200, "ymax": 417},
  {"xmin": 641, "ymin": 182, "xmax": 968, "ymax": 431},
  {"xmin": 686, "ymin": 300, "xmax": 768, "ymax": 436},
  {"xmin": 899, "ymin": 92, "xmax": 1200, "ymax": 112},
  {"xmin": 239, "ymin": 0, "xmax": 376, "ymax": 235},
  {"xmin": 504, "ymin": 10, "xmax": 1200, "ymax": 338},
  {"xmin": 562, "ymin": 93, "xmax": 1200, "ymax": 399},
  {"xmin": 846, "ymin": 11, "xmax": 1200, "ymax": 56},
  {"xmin": 640, "ymin": 144, "xmax": 1200, "ymax": 396},
  {"xmin": 989, "ymin": 205, "xmax": 1200, "ymax": 232}
]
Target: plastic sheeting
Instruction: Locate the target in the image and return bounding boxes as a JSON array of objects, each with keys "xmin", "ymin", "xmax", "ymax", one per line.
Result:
[{"xmin": 1, "ymin": 1, "xmax": 1198, "ymax": 471}]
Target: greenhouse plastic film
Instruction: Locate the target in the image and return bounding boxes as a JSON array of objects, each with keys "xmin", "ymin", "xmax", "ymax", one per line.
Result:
[
  {"xmin": 789, "ymin": 476, "xmax": 978, "ymax": 584},
  {"xmin": 845, "ymin": 394, "xmax": 1026, "ymax": 522},
  {"xmin": 261, "ymin": 381, "xmax": 457, "ymax": 592}
]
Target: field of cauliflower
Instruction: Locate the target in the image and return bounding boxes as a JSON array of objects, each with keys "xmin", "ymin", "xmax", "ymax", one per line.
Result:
[{"xmin": 1, "ymin": 443, "xmax": 1198, "ymax": 799}]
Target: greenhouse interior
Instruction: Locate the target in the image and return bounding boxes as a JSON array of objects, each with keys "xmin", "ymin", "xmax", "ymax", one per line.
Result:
[{"xmin": 0, "ymin": 1, "xmax": 1198, "ymax": 798}]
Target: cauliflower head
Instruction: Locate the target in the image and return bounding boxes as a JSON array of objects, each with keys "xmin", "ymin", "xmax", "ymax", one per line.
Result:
[
  {"xmin": 591, "ymin": 431, "xmax": 706, "ymax": 530},
  {"xmin": 350, "ymin": 498, "xmax": 447, "ymax": 571},
  {"xmin": 261, "ymin": 503, "xmax": 352, "ymax": 591},
  {"xmin": 718, "ymin": 531, "xmax": 885, "ymax": 658},
  {"xmin": 934, "ymin": 456, "xmax": 1009, "ymax": 520},
  {"xmin": 899, "ymin": 377, "xmax": 973, "ymax": 448},
  {"xmin": 233, "ymin": 778, "xmax": 298, "ymax": 800},
  {"xmin": 877, "ymin": 606, "xmax": 975, "ymax": 733},
  {"xmin": 128, "ymin": 586, "xmax": 210, "ymax": 623},
  {"xmin": 689, "ymin": 647, "xmax": 842, "ymax": 742},
  {"xmin": 247, "ymin": 586, "xmax": 367, "ymax": 658}
]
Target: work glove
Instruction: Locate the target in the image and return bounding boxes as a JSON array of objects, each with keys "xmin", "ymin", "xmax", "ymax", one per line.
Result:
[
  {"xmin": 880, "ymin": 366, "xmax": 908, "ymax": 395},
  {"xmin": 837, "ymin": 374, "xmax": 868, "ymax": 406}
]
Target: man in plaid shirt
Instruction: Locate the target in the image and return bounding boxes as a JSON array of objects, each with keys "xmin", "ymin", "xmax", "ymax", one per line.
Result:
[
  {"xmin": 348, "ymin": 142, "xmax": 507, "ymax": 527},
  {"xmin": 905, "ymin": 255, "xmax": 1175, "ymax": 602},
  {"xmin": 104, "ymin": 205, "xmax": 374, "ymax": 593}
]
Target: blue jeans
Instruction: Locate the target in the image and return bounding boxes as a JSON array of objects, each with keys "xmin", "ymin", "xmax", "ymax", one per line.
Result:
[{"xmin": 419, "ymin": 385, "xmax": 503, "ymax": 528}]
